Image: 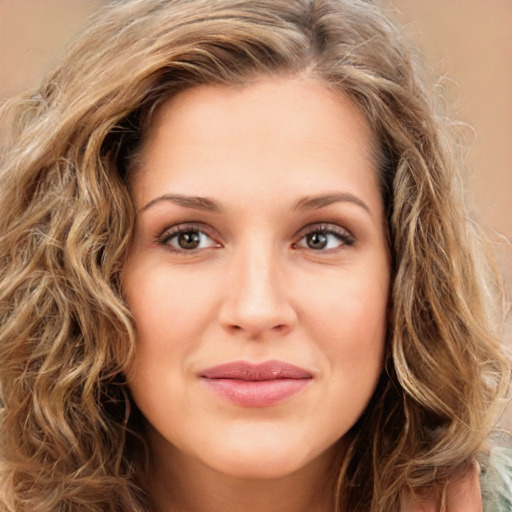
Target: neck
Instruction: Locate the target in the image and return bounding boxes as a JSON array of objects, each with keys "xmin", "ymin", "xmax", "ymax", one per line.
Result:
[{"xmin": 145, "ymin": 439, "xmax": 338, "ymax": 512}]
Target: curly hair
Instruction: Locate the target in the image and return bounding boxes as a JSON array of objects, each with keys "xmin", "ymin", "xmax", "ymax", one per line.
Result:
[{"xmin": 0, "ymin": 0, "xmax": 509, "ymax": 511}]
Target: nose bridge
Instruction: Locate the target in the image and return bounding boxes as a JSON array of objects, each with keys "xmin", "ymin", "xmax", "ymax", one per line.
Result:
[
  {"xmin": 220, "ymin": 233, "xmax": 295, "ymax": 336},
  {"xmin": 238, "ymin": 239, "xmax": 277, "ymax": 305}
]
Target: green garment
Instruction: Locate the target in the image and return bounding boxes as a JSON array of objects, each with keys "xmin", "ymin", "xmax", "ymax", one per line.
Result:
[{"xmin": 480, "ymin": 439, "xmax": 512, "ymax": 512}]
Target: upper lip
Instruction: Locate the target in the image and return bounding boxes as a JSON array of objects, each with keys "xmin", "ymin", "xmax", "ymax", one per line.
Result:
[{"xmin": 199, "ymin": 360, "xmax": 313, "ymax": 381}]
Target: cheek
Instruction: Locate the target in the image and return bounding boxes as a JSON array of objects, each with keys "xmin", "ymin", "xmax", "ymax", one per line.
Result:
[
  {"xmin": 124, "ymin": 262, "xmax": 217, "ymax": 344},
  {"xmin": 123, "ymin": 269, "xmax": 216, "ymax": 420},
  {"xmin": 300, "ymin": 266, "xmax": 388, "ymax": 388},
  {"xmin": 122, "ymin": 264, "xmax": 219, "ymax": 389},
  {"xmin": 303, "ymin": 263, "xmax": 388, "ymax": 340},
  {"xmin": 320, "ymin": 292, "xmax": 387, "ymax": 357}
]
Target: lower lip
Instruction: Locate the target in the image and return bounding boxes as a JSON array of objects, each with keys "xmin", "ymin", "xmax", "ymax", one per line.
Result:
[{"xmin": 201, "ymin": 378, "xmax": 311, "ymax": 407}]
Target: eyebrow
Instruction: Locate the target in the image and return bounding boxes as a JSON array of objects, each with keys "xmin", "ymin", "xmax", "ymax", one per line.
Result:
[
  {"xmin": 293, "ymin": 192, "xmax": 371, "ymax": 215},
  {"xmin": 138, "ymin": 191, "xmax": 371, "ymax": 216},
  {"xmin": 138, "ymin": 194, "xmax": 223, "ymax": 214}
]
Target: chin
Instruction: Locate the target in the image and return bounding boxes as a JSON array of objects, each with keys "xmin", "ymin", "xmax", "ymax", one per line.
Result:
[
  {"xmin": 193, "ymin": 427, "xmax": 332, "ymax": 480},
  {"xmin": 206, "ymin": 450, "xmax": 312, "ymax": 480}
]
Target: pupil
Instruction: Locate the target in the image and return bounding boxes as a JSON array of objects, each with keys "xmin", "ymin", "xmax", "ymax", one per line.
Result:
[
  {"xmin": 307, "ymin": 232, "xmax": 327, "ymax": 249},
  {"xmin": 178, "ymin": 231, "xmax": 200, "ymax": 249}
]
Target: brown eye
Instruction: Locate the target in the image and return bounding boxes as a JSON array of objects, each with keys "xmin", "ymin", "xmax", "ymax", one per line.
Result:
[
  {"xmin": 306, "ymin": 232, "xmax": 328, "ymax": 250},
  {"xmin": 295, "ymin": 225, "xmax": 355, "ymax": 252},
  {"xmin": 177, "ymin": 231, "xmax": 201, "ymax": 250},
  {"xmin": 159, "ymin": 227, "xmax": 220, "ymax": 253}
]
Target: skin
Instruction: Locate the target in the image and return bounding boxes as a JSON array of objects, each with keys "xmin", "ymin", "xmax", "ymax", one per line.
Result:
[
  {"xmin": 403, "ymin": 463, "xmax": 483, "ymax": 512},
  {"xmin": 122, "ymin": 77, "xmax": 390, "ymax": 512}
]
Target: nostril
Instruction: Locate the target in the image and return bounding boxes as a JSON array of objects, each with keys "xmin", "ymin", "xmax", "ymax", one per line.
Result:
[{"xmin": 226, "ymin": 322, "xmax": 290, "ymax": 336}]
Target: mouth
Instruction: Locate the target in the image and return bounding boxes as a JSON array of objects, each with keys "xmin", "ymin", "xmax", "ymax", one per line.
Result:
[{"xmin": 198, "ymin": 360, "xmax": 313, "ymax": 407}]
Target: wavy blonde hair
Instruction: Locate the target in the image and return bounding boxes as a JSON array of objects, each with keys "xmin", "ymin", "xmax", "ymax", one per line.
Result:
[{"xmin": 0, "ymin": 0, "xmax": 509, "ymax": 511}]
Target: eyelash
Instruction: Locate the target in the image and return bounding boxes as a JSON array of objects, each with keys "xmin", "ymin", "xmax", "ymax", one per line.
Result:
[
  {"xmin": 293, "ymin": 223, "xmax": 355, "ymax": 252},
  {"xmin": 157, "ymin": 223, "xmax": 220, "ymax": 254},
  {"xmin": 156, "ymin": 222, "xmax": 355, "ymax": 254}
]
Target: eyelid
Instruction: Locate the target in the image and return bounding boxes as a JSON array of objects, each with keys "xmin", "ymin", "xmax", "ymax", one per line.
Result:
[
  {"xmin": 156, "ymin": 222, "xmax": 221, "ymax": 252},
  {"xmin": 154, "ymin": 221, "xmax": 354, "ymax": 254},
  {"xmin": 293, "ymin": 222, "xmax": 355, "ymax": 250}
]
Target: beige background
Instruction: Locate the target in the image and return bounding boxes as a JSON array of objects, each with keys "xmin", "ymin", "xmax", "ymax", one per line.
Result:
[{"xmin": 1, "ymin": 0, "xmax": 511, "ymax": 343}]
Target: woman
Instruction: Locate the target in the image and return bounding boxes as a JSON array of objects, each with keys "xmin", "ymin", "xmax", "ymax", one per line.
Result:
[{"xmin": 0, "ymin": 0, "xmax": 510, "ymax": 511}]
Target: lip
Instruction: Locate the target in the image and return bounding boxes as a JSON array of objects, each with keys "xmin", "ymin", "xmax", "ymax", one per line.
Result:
[{"xmin": 199, "ymin": 360, "xmax": 313, "ymax": 407}]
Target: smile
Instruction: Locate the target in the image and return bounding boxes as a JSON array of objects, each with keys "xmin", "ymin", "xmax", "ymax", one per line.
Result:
[{"xmin": 199, "ymin": 360, "xmax": 313, "ymax": 407}]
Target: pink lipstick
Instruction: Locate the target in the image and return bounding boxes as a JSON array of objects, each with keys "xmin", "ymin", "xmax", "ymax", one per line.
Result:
[{"xmin": 199, "ymin": 360, "xmax": 313, "ymax": 407}]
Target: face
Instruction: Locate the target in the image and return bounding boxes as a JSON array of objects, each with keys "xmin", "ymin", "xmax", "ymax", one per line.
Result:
[{"xmin": 122, "ymin": 77, "xmax": 390, "ymax": 482}]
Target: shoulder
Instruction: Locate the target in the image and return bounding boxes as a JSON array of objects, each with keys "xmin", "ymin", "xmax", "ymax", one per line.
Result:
[
  {"xmin": 404, "ymin": 436, "xmax": 512, "ymax": 512},
  {"xmin": 403, "ymin": 464, "xmax": 483, "ymax": 512},
  {"xmin": 445, "ymin": 463, "xmax": 484, "ymax": 512}
]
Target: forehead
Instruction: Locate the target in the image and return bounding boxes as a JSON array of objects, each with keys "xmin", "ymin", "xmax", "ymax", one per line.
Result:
[
  {"xmin": 130, "ymin": 77, "xmax": 381, "ymax": 216},
  {"xmin": 137, "ymin": 77, "xmax": 375, "ymax": 167}
]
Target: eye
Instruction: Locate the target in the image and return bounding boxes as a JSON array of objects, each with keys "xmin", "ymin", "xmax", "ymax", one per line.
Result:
[
  {"xmin": 158, "ymin": 225, "xmax": 220, "ymax": 253},
  {"xmin": 294, "ymin": 224, "xmax": 354, "ymax": 251}
]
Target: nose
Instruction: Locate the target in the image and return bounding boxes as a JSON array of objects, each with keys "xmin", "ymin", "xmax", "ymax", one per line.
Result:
[{"xmin": 218, "ymin": 242, "xmax": 297, "ymax": 339}]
